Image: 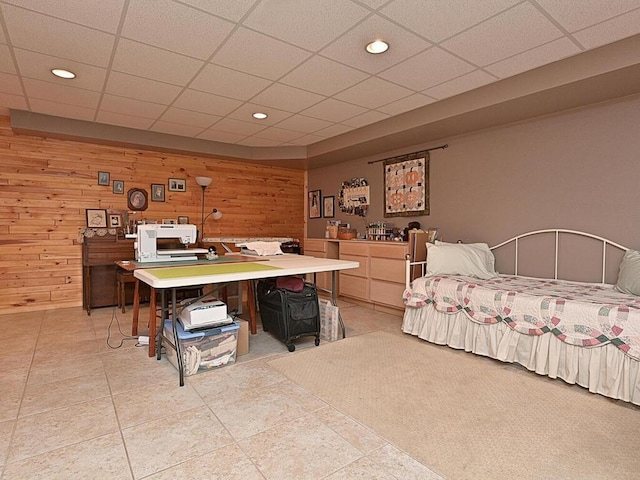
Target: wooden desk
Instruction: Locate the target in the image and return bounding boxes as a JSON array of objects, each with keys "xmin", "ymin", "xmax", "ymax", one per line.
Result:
[{"xmin": 134, "ymin": 254, "xmax": 359, "ymax": 385}]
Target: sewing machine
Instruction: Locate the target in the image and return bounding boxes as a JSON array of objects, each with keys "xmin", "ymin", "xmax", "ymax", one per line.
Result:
[{"xmin": 135, "ymin": 224, "xmax": 208, "ymax": 262}]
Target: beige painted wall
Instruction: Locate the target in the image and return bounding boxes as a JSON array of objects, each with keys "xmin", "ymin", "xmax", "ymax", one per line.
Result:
[{"xmin": 307, "ymin": 93, "xmax": 640, "ymax": 281}]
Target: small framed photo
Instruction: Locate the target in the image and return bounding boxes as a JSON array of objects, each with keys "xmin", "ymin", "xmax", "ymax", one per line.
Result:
[
  {"xmin": 98, "ymin": 171, "xmax": 110, "ymax": 186},
  {"xmin": 162, "ymin": 219, "xmax": 177, "ymax": 225},
  {"xmin": 109, "ymin": 214, "xmax": 122, "ymax": 228},
  {"xmin": 168, "ymin": 178, "xmax": 186, "ymax": 192},
  {"xmin": 151, "ymin": 184, "xmax": 165, "ymax": 202},
  {"xmin": 308, "ymin": 190, "xmax": 321, "ymax": 219},
  {"xmin": 323, "ymin": 196, "xmax": 335, "ymax": 218},
  {"xmin": 113, "ymin": 180, "xmax": 124, "ymax": 194},
  {"xmin": 177, "ymin": 215, "xmax": 189, "ymax": 224},
  {"xmin": 86, "ymin": 209, "xmax": 107, "ymax": 228}
]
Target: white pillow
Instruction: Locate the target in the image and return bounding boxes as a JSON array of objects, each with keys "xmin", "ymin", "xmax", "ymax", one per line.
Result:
[
  {"xmin": 426, "ymin": 242, "xmax": 498, "ymax": 279},
  {"xmin": 615, "ymin": 249, "xmax": 640, "ymax": 296}
]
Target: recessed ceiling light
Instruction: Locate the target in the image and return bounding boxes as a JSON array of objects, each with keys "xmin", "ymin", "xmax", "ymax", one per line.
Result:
[
  {"xmin": 365, "ymin": 40, "xmax": 389, "ymax": 54},
  {"xmin": 252, "ymin": 112, "xmax": 268, "ymax": 119},
  {"xmin": 51, "ymin": 68, "xmax": 76, "ymax": 79}
]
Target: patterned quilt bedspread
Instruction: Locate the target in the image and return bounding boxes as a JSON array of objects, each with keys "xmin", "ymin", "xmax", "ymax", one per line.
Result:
[{"xmin": 403, "ymin": 275, "xmax": 640, "ymax": 360}]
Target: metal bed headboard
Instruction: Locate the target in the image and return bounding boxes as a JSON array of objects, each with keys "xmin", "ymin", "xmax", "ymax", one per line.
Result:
[{"xmin": 406, "ymin": 229, "xmax": 629, "ymax": 287}]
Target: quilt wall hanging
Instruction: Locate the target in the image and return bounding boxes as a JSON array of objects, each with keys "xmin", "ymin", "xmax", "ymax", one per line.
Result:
[
  {"xmin": 339, "ymin": 178, "xmax": 369, "ymax": 217},
  {"xmin": 384, "ymin": 150, "xmax": 429, "ymax": 217}
]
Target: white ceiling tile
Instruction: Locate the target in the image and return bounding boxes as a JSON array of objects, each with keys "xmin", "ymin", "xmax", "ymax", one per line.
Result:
[
  {"xmin": 485, "ymin": 38, "xmax": 581, "ymax": 79},
  {"xmin": 190, "ymin": 63, "xmax": 272, "ymax": 100},
  {"xmin": 237, "ymin": 136, "xmax": 283, "ymax": 147},
  {"xmin": 210, "ymin": 117, "xmax": 267, "ymax": 136},
  {"xmin": 1, "ymin": 0, "xmax": 126, "ymax": 33},
  {"xmin": 106, "ymin": 71, "xmax": 182, "ymax": 104},
  {"xmin": 0, "ymin": 92, "xmax": 27, "ymax": 110},
  {"xmin": 243, "ymin": 0, "xmax": 368, "ymax": 51},
  {"xmin": 442, "ymin": 2, "xmax": 564, "ymax": 66},
  {"xmin": 334, "ymin": 77, "xmax": 413, "ymax": 109},
  {"xmin": 286, "ymin": 133, "xmax": 325, "ymax": 145},
  {"xmin": 0, "ymin": 45, "xmax": 17, "ymax": 74},
  {"xmin": 14, "ymin": 49, "xmax": 107, "ymax": 92},
  {"xmin": 251, "ymin": 126, "xmax": 304, "ymax": 143},
  {"xmin": 275, "ymin": 115, "xmax": 333, "ymax": 134},
  {"xmin": 122, "ymin": 0, "xmax": 234, "ymax": 60},
  {"xmin": 422, "ymin": 70, "xmax": 496, "ymax": 100},
  {"xmin": 313, "ymin": 123, "xmax": 356, "ymax": 138},
  {"xmin": 2, "ymin": 4, "xmax": 115, "ymax": 67},
  {"xmin": 376, "ymin": 93, "xmax": 436, "ymax": 116},
  {"xmin": 173, "ymin": 89, "xmax": 243, "ymax": 117},
  {"xmin": 357, "ymin": 0, "xmax": 388, "ymax": 9},
  {"xmin": 280, "ymin": 56, "xmax": 369, "ymax": 96},
  {"xmin": 300, "ymin": 98, "xmax": 367, "ymax": 123},
  {"xmin": 536, "ymin": 0, "xmax": 640, "ymax": 33},
  {"xmin": 379, "ymin": 47, "xmax": 475, "ymax": 91},
  {"xmin": 96, "ymin": 111, "xmax": 154, "ymax": 130},
  {"xmin": 178, "ymin": 0, "xmax": 259, "ymax": 23},
  {"xmin": 251, "ymin": 83, "xmax": 325, "ymax": 113},
  {"xmin": 0, "ymin": 72, "xmax": 21, "ymax": 95},
  {"xmin": 341, "ymin": 110, "xmax": 389, "ymax": 128},
  {"xmin": 572, "ymin": 8, "xmax": 640, "ymax": 50},
  {"xmin": 100, "ymin": 94, "xmax": 167, "ymax": 119},
  {"xmin": 159, "ymin": 107, "xmax": 221, "ymax": 128},
  {"xmin": 23, "ymin": 78, "xmax": 100, "ymax": 109},
  {"xmin": 380, "ymin": 0, "xmax": 518, "ymax": 42},
  {"xmin": 150, "ymin": 121, "xmax": 205, "ymax": 138},
  {"xmin": 197, "ymin": 129, "xmax": 247, "ymax": 143},
  {"xmin": 112, "ymin": 38, "xmax": 204, "ymax": 86},
  {"xmin": 320, "ymin": 14, "xmax": 432, "ymax": 75},
  {"xmin": 0, "ymin": 23, "xmax": 6, "ymax": 43},
  {"xmin": 29, "ymin": 98, "xmax": 95, "ymax": 121},
  {"xmin": 227, "ymin": 103, "xmax": 293, "ymax": 125},
  {"xmin": 211, "ymin": 27, "xmax": 311, "ymax": 80}
]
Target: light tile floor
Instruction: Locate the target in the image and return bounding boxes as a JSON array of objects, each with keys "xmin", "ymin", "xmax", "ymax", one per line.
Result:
[{"xmin": 0, "ymin": 300, "xmax": 443, "ymax": 480}]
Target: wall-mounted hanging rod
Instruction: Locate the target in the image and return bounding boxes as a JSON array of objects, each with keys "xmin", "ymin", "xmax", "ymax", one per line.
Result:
[{"xmin": 367, "ymin": 144, "xmax": 448, "ymax": 164}]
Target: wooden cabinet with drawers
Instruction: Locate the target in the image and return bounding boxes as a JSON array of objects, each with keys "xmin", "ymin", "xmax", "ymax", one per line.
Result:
[
  {"xmin": 338, "ymin": 241, "xmax": 370, "ymax": 302},
  {"xmin": 369, "ymin": 243, "xmax": 409, "ymax": 309},
  {"xmin": 302, "ymin": 238, "xmax": 338, "ymax": 291}
]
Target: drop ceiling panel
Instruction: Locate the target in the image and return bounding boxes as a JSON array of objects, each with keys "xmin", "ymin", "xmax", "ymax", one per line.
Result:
[
  {"xmin": 0, "ymin": 44, "xmax": 17, "ymax": 74},
  {"xmin": 334, "ymin": 77, "xmax": 413, "ymax": 109},
  {"xmin": 422, "ymin": 70, "xmax": 496, "ymax": 100},
  {"xmin": 178, "ymin": 0, "xmax": 259, "ymax": 23},
  {"xmin": 100, "ymin": 94, "xmax": 167, "ymax": 119},
  {"xmin": 197, "ymin": 128, "xmax": 247, "ymax": 143},
  {"xmin": 105, "ymin": 72, "xmax": 182, "ymax": 105},
  {"xmin": 210, "ymin": 27, "xmax": 311, "ymax": 80},
  {"xmin": 189, "ymin": 63, "xmax": 272, "ymax": 100},
  {"xmin": 0, "ymin": 72, "xmax": 21, "ymax": 95},
  {"xmin": 96, "ymin": 110, "xmax": 154, "ymax": 130},
  {"xmin": 441, "ymin": 2, "xmax": 564, "ymax": 66},
  {"xmin": 536, "ymin": 0, "xmax": 640, "ymax": 32},
  {"xmin": 319, "ymin": 14, "xmax": 432, "ymax": 74},
  {"xmin": 29, "ymin": 98, "xmax": 94, "ymax": 121},
  {"xmin": 2, "ymin": 4, "xmax": 115, "ymax": 67},
  {"xmin": 313, "ymin": 123, "xmax": 356, "ymax": 138},
  {"xmin": 227, "ymin": 103, "xmax": 293, "ymax": 125},
  {"xmin": 237, "ymin": 136, "xmax": 282, "ymax": 147},
  {"xmin": 249, "ymin": 126, "xmax": 304, "ymax": 142},
  {"xmin": 121, "ymin": 0, "xmax": 234, "ymax": 60},
  {"xmin": 0, "ymin": 92, "xmax": 27, "ymax": 110},
  {"xmin": 572, "ymin": 9, "xmax": 640, "ymax": 49},
  {"xmin": 275, "ymin": 115, "xmax": 333, "ymax": 134},
  {"xmin": 1, "ymin": 0, "xmax": 125, "ymax": 33},
  {"xmin": 112, "ymin": 39, "xmax": 204, "ymax": 86},
  {"xmin": 301, "ymin": 98, "xmax": 367, "ymax": 123},
  {"xmin": 376, "ymin": 93, "xmax": 435, "ymax": 116},
  {"xmin": 150, "ymin": 121, "xmax": 205, "ymax": 138},
  {"xmin": 280, "ymin": 56, "xmax": 369, "ymax": 96},
  {"xmin": 287, "ymin": 133, "xmax": 325, "ymax": 145},
  {"xmin": 250, "ymin": 83, "xmax": 325, "ymax": 113},
  {"xmin": 22, "ymin": 78, "xmax": 100, "ymax": 109},
  {"xmin": 159, "ymin": 107, "xmax": 221, "ymax": 128},
  {"xmin": 341, "ymin": 110, "xmax": 389, "ymax": 128},
  {"xmin": 173, "ymin": 89, "xmax": 243, "ymax": 117},
  {"xmin": 211, "ymin": 117, "xmax": 267, "ymax": 136}
]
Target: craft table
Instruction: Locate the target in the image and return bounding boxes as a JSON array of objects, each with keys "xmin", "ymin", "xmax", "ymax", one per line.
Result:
[{"xmin": 133, "ymin": 254, "xmax": 359, "ymax": 385}]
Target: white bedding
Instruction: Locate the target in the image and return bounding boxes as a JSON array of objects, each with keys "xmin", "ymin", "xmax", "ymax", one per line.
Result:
[{"xmin": 402, "ymin": 274, "xmax": 640, "ymax": 405}]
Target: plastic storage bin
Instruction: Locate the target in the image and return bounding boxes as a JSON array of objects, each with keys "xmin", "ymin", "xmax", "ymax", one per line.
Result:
[{"xmin": 163, "ymin": 320, "xmax": 239, "ymax": 376}]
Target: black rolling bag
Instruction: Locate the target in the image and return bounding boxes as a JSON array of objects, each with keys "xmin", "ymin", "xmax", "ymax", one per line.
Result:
[{"xmin": 257, "ymin": 278, "xmax": 321, "ymax": 352}]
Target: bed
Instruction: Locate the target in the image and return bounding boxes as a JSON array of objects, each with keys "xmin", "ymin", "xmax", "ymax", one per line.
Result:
[{"xmin": 402, "ymin": 229, "xmax": 640, "ymax": 406}]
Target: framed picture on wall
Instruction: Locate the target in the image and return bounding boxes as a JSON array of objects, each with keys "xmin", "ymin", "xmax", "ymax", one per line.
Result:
[
  {"xmin": 323, "ymin": 196, "xmax": 335, "ymax": 218},
  {"xmin": 112, "ymin": 180, "xmax": 124, "ymax": 194},
  {"xmin": 86, "ymin": 209, "xmax": 107, "ymax": 228},
  {"xmin": 168, "ymin": 178, "xmax": 186, "ymax": 192},
  {"xmin": 177, "ymin": 216, "xmax": 189, "ymax": 224},
  {"xmin": 98, "ymin": 171, "xmax": 110, "ymax": 186},
  {"xmin": 309, "ymin": 190, "xmax": 321, "ymax": 219},
  {"xmin": 109, "ymin": 214, "xmax": 122, "ymax": 228},
  {"xmin": 151, "ymin": 184, "xmax": 165, "ymax": 202}
]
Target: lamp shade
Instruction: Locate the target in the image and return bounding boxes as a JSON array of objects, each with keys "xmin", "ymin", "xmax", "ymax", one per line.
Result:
[
  {"xmin": 212, "ymin": 208, "xmax": 222, "ymax": 220},
  {"xmin": 195, "ymin": 176, "xmax": 212, "ymax": 187}
]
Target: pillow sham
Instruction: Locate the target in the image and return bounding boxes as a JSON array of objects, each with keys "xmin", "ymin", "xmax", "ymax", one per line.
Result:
[
  {"xmin": 615, "ymin": 249, "xmax": 640, "ymax": 296},
  {"xmin": 426, "ymin": 242, "xmax": 498, "ymax": 279}
]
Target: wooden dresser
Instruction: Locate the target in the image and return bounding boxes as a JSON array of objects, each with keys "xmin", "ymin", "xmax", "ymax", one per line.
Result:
[{"xmin": 81, "ymin": 231, "xmax": 136, "ymax": 315}]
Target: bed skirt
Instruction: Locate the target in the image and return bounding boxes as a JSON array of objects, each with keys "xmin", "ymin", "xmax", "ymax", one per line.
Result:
[{"xmin": 402, "ymin": 305, "xmax": 640, "ymax": 406}]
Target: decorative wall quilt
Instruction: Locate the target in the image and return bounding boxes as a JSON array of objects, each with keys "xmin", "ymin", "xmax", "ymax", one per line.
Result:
[{"xmin": 384, "ymin": 151, "xmax": 429, "ymax": 217}]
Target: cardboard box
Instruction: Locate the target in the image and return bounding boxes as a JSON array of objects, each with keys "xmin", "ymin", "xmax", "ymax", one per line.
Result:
[
  {"xmin": 237, "ymin": 319, "xmax": 249, "ymax": 356},
  {"xmin": 163, "ymin": 320, "xmax": 239, "ymax": 376}
]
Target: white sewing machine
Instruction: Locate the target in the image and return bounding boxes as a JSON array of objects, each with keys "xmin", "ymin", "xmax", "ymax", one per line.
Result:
[{"xmin": 135, "ymin": 224, "xmax": 208, "ymax": 262}]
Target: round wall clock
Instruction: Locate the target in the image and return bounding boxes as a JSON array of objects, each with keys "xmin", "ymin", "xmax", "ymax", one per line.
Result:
[{"xmin": 127, "ymin": 188, "xmax": 148, "ymax": 211}]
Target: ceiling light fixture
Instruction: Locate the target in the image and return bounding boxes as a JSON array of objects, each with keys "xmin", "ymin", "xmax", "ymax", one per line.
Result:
[
  {"xmin": 51, "ymin": 68, "xmax": 76, "ymax": 79},
  {"xmin": 252, "ymin": 112, "xmax": 268, "ymax": 119},
  {"xmin": 365, "ymin": 40, "xmax": 389, "ymax": 54}
]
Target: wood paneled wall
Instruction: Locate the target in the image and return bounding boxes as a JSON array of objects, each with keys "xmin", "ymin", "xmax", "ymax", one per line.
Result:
[{"xmin": 0, "ymin": 116, "xmax": 305, "ymax": 314}]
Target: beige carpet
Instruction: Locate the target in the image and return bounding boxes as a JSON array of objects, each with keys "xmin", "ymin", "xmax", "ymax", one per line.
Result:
[{"xmin": 268, "ymin": 331, "xmax": 640, "ymax": 480}]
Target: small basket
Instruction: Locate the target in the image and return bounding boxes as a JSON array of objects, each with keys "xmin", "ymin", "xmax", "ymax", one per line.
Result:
[{"xmin": 337, "ymin": 227, "xmax": 357, "ymax": 240}]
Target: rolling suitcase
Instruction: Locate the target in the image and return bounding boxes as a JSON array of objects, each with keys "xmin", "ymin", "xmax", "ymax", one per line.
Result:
[{"xmin": 257, "ymin": 278, "xmax": 321, "ymax": 352}]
